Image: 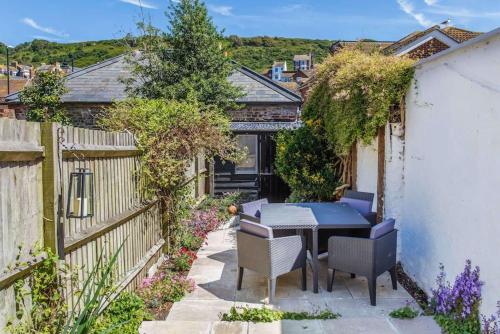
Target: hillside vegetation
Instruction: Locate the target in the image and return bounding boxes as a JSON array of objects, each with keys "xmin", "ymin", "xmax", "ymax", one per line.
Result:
[{"xmin": 0, "ymin": 36, "xmax": 333, "ymax": 72}]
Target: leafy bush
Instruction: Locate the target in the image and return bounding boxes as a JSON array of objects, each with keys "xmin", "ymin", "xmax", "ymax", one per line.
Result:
[
  {"xmin": 275, "ymin": 126, "xmax": 341, "ymax": 202},
  {"xmin": 389, "ymin": 306, "xmax": 419, "ymax": 319},
  {"xmin": 171, "ymin": 247, "xmax": 197, "ymax": 272},
  {"xmin": 92, "ymin": 292, "xmax": 151, "ymax": 334},
  {"xmin": 138, "ymin": 272, "xmax": 195, "ymax": 308},
  {"xmin": 221, "ymin": 306, "xmax": 340, "ymax": 323}
]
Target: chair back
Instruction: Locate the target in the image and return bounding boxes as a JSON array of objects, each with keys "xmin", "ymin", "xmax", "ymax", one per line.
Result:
[
  {"xmin": 344, "ymin": 190, "xmax": 375, "ymax": 204},
  {"xmin": 340, "ymin": 197, "xmax": 372, "ymax": 216},
  {"xmin": 240, "ymin": 220, "xmax": 273, "ymax": 239},
  {"xmin": 241, "ymin": 198, "xmax": 269, "ymax": 218},
  {"xmin": 370, "ymin": 218, "xmax": 395, "ymax": 239}
]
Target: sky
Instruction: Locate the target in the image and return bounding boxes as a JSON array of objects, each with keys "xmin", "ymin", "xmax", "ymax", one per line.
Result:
[{"xmin": 1, "ymin": 0, "xmax": 500, "ymax": 46}]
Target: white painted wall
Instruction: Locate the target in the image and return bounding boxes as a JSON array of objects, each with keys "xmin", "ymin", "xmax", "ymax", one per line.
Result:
[
  {"xmin": 400, "ymin": 32, "xmax": 500, "ymax": 315},
  {"xmin": 384, "ymin": 123, "xmax": 406, "ymax": 224},
  {"xmin": 356, "ymin": 139, "xmax": 378, "ymax": 212}
]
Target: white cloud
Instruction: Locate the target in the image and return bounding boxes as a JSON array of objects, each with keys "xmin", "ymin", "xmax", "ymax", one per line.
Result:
[
  {"xmin": 119, "ymin": 0, "xmax": 157, "ymax": 9},
  {"xmin": 208, "ymin": 5, "xmax": 233, "ymax": 16},
  {"xmin": 425, "ymin": 5, "xmax": 500, "ymax": 19},
  {"xmin": 21, "ymin": 18, "xmax": 69, "ymax": 38},
  {"xmin": 424, "ymin": 0, "xmax": 438, "ymax": 6},
  {"xmin": 396, "ymin": 0, "xmax": 432, "ymax": 27}
]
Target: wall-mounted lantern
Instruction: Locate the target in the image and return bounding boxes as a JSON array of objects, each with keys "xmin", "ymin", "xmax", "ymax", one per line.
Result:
[{"xmin": 66, "ymin": 168, "xmax": 94, "ymax": 218}]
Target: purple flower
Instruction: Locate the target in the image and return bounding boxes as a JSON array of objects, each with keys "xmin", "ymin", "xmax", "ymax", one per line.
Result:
[{"xmin": 431, "ymin": 260, "xmax": 483, "ymax": 320}]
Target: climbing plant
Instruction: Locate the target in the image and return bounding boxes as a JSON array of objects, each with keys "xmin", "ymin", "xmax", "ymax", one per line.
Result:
[{"xmin": 307, "ymin": 49, "xmax": 415, "ymax": 156}]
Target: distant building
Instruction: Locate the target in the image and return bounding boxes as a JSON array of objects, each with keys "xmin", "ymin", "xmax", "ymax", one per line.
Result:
[
  {"xmin": 271, "ymin": 61, "xmax": 287, "ymax": 81},
  {"xmin": 293, "ymin": 54, "xmax": 313, "ymax": 71},
  {"xmin": 37, "ymin": 62, "xmax": 79, "ymax": 75}
]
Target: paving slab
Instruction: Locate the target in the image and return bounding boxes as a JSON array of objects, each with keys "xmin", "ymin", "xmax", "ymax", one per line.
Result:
[
  {"xmin": 389, "ymin": 316, "xmax": 442, "ymax": 334},
  {"xmin": 248, "ymin": 320, "xmax": 324, "ymax": 334},
  {"xmin": 321, "ymin": 317, "xmax": 398, "ymax": 334},
  {"xmin": 211, "ymin": 321, "xmax": 248, "ymax": 334},
  {"xmin": 140, "ymin": 320, "xmax": 211, "ymax": 334},
  {"xmin": 166, "ymin": 300, "xmax": 236, "ymax": 321}
]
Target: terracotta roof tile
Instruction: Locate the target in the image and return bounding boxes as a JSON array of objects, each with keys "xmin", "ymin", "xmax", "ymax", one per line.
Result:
[{"xmin": 441, "ymin": 26, "xmax": 482, "ymax": 43}]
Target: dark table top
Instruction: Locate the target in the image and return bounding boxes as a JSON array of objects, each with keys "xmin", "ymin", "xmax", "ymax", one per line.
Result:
[{"xmin": 260, "ymin": 202, "xmax": 370, "ymax": 230}]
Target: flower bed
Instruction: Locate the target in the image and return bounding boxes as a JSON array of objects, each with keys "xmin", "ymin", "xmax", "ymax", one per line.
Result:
[{"xmin": 137, "ymin": 193, "xmax": 241, "ymax": 320}]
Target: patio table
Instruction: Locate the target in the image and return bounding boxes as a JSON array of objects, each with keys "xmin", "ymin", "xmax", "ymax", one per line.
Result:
[{"xmin": 260, "ymin": 202, "xmax": 371, "ymax": 293}]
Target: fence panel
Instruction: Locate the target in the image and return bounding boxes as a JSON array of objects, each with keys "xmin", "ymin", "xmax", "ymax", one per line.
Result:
[
  {"xmin": 0, "ymin": 119, "xmax": 44, "ymax": 331},
  {"xmin": 0, "ymin": 120, "xmax": 208, "ymax": 330}
]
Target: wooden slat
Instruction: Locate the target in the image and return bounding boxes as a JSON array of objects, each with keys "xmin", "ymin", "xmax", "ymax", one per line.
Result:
[
  {"xmin": 64, "ymin": 201, "xmax": 158, "ymax": 253},
  {"xmin": 0, "ymin": 146, "xmax": 44, "ymax": 162},
  {"xmin": 62, "ymin": 145, "xmax": 140, "ymax": 159},
  {"xmin": 0, "ymin": 254, "xmax": 46, "ymax": 290}
]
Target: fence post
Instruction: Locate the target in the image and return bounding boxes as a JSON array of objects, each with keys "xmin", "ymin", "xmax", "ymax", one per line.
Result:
[
  {"xmin": 207, "ymin": 161, "xmax": 215, "ymax": 196},
  {"xmin": 40, "ymin": 122, "xmax": 64, "ymax": 256},
  {"xmin": 194, "ymin": 156, "xmax": 199, "ymax": 199}
]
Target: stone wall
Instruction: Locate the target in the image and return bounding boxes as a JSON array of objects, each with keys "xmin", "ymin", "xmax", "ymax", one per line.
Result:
[
  {"xmin": 228, "ymin": 103, "xmax": 298, "ymax": 122},
  {"xmin": 1, "ymin": 103, "xmax": 109, "ymax": 129}
]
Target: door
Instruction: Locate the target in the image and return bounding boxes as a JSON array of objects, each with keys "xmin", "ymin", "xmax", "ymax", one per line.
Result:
[{"xmin": 235, "ymin": 134, "xmax": 258, "ymax": 174}]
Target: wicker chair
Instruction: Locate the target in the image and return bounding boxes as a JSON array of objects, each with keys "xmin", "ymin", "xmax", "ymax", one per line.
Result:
[
  {"xmin": 343, "ymin": 190, "xmax": 377, "ymax": 226},
  {"xmin": 239, "ymin": 198, "xmax": 269, "ymax": 224},
  {"xmin": 327, "ymin": 218, "xmax": 398, "ymax": 306},
  {"xmin": 236, "ymin": 221, "xmax": 307, "ymax": 303}
]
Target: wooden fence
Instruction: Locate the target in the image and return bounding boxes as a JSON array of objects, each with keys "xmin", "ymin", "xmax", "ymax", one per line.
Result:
[{"xmin": 0, "ymin": 119, "xmax": 209, "ymax": 330}]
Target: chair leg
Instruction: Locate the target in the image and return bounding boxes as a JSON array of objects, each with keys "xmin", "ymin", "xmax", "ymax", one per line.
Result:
[
  {"xmin": 301, "ymin": 266, "xmax": 307, "ymax": 291},
  {"xmin": 368, "ymin": 277, "xmax": 377, "ymax": 306},
  {"xmin": 327, "ymin": 269, "xmax": 335, "ymax": 292},
  {"xmin": 389, "ymin": 267, "xmax": 398, "ymax": 290},
  {"xmin": 350, "ymin": 273, "xmax": 356, "ymax": 279},
  {"xmin": 268, "ymin": 278, "xmax": 277, "ymax": 303},
  {"xmin": 237, "ymin": 267, "xmax": 244, "ymax": 290}
]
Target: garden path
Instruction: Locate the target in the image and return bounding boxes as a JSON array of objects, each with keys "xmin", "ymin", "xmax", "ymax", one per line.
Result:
[{"xmin": 140, "ymin": 227, "xmax": 441, "ymax": 333}]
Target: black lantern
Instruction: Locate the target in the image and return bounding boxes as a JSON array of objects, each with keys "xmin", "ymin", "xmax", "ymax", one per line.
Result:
[{"xmin": 66, "ymin": 168, "xmax": 94, "ymax": 218}]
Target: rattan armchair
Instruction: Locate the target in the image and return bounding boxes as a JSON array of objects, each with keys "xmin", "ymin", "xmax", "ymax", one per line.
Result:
[{"xmin": 236, "ymin": 221, "xmax": 307, "ymax": 303}]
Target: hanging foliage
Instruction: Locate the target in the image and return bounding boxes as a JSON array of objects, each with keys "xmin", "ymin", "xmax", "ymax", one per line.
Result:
[{"xmin": 307, "ymin": 49, "xmax": 415, "ymax": 156}]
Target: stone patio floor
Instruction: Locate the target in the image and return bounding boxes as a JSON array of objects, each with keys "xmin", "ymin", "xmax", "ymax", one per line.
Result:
[{"xmin": 140, "ymin": 227, "xmax": 441, "ymax": 334}]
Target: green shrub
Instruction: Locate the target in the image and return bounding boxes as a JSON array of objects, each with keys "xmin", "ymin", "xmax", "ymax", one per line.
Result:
[
  {"xmin": 389, "ymin": 306, "xmax": 419, "ymax": 319},
  {"xmin": 435, "ymin": 314, "xmax": 481, "ymax": 334},
  {"xmin": 275, "ymin": 126, "xmax": 341, "ymax": 202},
  {"xmin": 221, "ymin": 306, "xmax": 340, "ymax": 323},
  {"xmin": 92, "ymin": 292, "xmax": 152, "ymax": 334}
]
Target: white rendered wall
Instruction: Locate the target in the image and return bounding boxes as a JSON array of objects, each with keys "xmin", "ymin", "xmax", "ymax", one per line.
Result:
[
  {"xmin": 384, "ymin": 123, "xmax": 405, "ymax": 224},
  {"xmin": 400, "ymin": 33, "xmax": 500, "ymax": 316},
  {"xmin": 356, "ymin": 139, "xmax": 378, "ymax": 212}
]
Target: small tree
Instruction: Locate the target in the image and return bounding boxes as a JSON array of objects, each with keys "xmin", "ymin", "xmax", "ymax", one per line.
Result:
[
  {"xmin": 100, "ymin": 99, "xmax": 242, "ymax": 248},
  {"xmin": 19, "ymin": 71, "xmax": 70, "ymax": 124},
  {"xmin": 126, "ymin": 0, "xmax": 242, "ymax": 111}
]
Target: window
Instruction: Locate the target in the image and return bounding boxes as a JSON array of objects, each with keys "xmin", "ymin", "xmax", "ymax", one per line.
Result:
[{"xmin": 235, "ymin": 135, "xmax": 258, "ymax": 174}]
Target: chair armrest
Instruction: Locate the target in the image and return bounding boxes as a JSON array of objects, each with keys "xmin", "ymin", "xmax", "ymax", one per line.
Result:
[
  {"xmin": 239, "ymin": 213, "xmax": 260, "ymax": 223},
  {"xmin": 328, "ymin": 236, "xmax": 375, "ymax": 276},
  {"xmin": 269, "ymin": 235, "xmax": 307, "ymax": 278}
]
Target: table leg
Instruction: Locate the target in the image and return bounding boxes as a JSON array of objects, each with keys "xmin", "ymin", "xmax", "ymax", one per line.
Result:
[{"xmin": 312, "ymin": 228, "xmax": 319, "ymax": 293}]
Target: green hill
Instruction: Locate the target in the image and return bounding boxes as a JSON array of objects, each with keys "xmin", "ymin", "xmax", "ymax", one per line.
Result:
[{"xmin": 0, "ymin": 36, "xmax": 333, "ymax": 73}]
